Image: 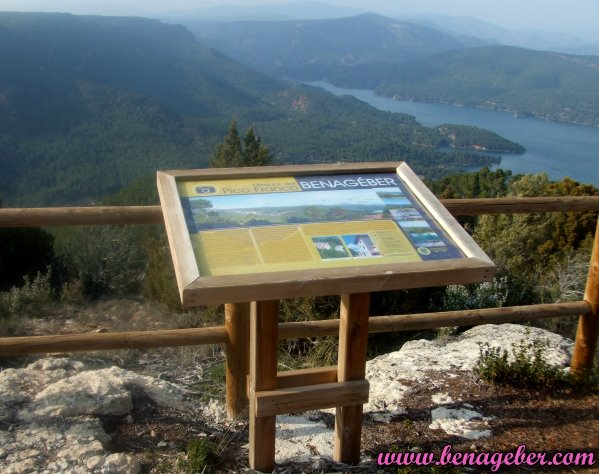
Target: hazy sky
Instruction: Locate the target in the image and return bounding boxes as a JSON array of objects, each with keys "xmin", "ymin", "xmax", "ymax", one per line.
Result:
[{"xmin": 0, "ymin": 0, "xmax": 597, "ymax": 40}]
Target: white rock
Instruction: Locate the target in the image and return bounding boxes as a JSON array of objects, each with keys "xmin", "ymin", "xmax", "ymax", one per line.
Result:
[
  {"xmin": 275, "ymin": 415, "xmax": 333, "ymax": 463},
  {"xmin": 86, "ymin": 455, "xmax": 105, "ymax": 470},
  {"xmin": 0, "ymin": 358, "xmax": 193, "ymax": 473},
  {"xmin": 429, "ymin": 406, "xmax": 493, "ymax": 440},
  {"xmin": 16, "ymin": 424, "xmax": 67, "ymax": 448},
  {"xmin": 116, "ymin": 368, "xmax": 190, "ymax": 411},
  {"xmin": 370, "ymin": 408, "xmax": 407, "ymax": 423},
  {"xmin": 99, "ymin": 453, "xmax": 141, "ymax": 474},
  {"xmin": 0, "ymin": 373, "xmax": 28, "ymax": 404},
  {"xmin": 20, "ymin": 372, "xmax": 132, "ymax": 420},
  {"xmin": 431, "ymin": 393, "xmax": 454, "ymax": 405},
  {"xmin": 57, "ymin": 440, "xmax": 106, "ymax": 463},
  {"xmin": 47, "ymin": 457, "xmax": 70, "ymax": 471},
  {"xmin": 0, "ymin": 419, "xmax": 114, "ymax": 473},
  {"xmin": 65, "ymin": 419, "xmax": 111, "ymax": 445},
  {"xmin": 203, "ymin": 398, "xmax": 227, "ymax": 423},
  {"xmin": 39, "ymin": 358, "xmax": 86, "ymax": 372},
  {"xmin": 4, "ymin": 457, "xmax": 38, "ymax": 474},
  {"xmin": 8, "ymin": 448, "xmax": 42, "ymax": 463},
  {"xmin": 0, "ymin": 324, "xmax": 573, "ymax": 470},
  {"xmin": 19, "ymin": 365, "xmax": 191, "ymax": 421}
]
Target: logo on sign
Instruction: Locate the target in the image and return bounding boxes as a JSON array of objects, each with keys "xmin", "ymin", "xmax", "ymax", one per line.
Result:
[{"xmin": 195, "ymin": 186, "xmax": 217, "ymax": 194}]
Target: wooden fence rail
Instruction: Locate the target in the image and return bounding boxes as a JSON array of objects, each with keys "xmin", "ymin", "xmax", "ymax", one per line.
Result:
[
  {"xmin": 444, "ymin": 196, "xmax": 599, "ymax": 215},
  {"xmin": 0, "ymin": 301, "xmax": 590, "ymax": 356},
  {"xmin": 0, "ymin": 205, "xmax": 164, "ymax": 227},
  {"xmin": 1, "ymin": 196, "xmax": 598, "ymax": 227}
]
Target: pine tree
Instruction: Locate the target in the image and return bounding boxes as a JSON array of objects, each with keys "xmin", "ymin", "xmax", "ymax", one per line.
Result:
[
  {"xmin": 243, "ymin": 126, "xmax": 272, "ymax": 167},
  {"xmin": 211, "ymin": 118, "xmax": 272, "ymax": 168},
  {"xmin": 211, "ymin": 118, "xmax": 243, "ymax": 168}
]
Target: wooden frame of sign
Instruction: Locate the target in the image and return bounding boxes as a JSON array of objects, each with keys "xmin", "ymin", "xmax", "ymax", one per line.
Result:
[{"xmin": 157, "ymin": 161, "xmax": 494, "ymax": 306}]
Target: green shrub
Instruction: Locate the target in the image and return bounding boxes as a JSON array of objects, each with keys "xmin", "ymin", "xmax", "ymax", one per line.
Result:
[
  {"xmin": 475, "ymin": 337, "xmax": 598, "ymax": 393},
  {"xmin": 0, "ymin": 270, "xmax": 55, "ymax": 335},
  {"xmin": 0, "ymin": 270, "xmax": 54, "ymax": 318},
  {"xmin": 208, "ymin": 362, "xmax": 226, "ymax": 385},
  {"xmin": 185, "ymin": 438, "xmax": 217, "ymax": 473},
  {"xmin": 437, "ymin": 277, "xmax": 509, "ymax": 337},
  {"xmin": 142, "ymin": 235, "xmax": 182, "ymax": 311},
  {"xmin": 54, "ymin": 225, "xmax": 144, "ymax": 299},
  {"xmin": 441, "ymin": 277, "xmax": 509, "ymax": 312},
  {"xmin": 277, "ymin": 296, "xmax": 340, "ymax": 368}
]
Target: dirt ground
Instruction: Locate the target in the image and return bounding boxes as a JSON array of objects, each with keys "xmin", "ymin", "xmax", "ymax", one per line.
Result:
[{"xmin": 100, "ymin": 367, "xmax": 598, "ymax": 473}]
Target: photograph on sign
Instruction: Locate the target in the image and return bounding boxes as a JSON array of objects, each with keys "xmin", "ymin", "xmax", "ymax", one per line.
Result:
[{"xmin": 176, "ymin": 172, "xmax": 464, "ymax": 277}]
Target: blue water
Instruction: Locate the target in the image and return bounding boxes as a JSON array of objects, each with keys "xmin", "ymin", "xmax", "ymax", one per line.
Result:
[{"xmin": 307, "ymin": 81, "xmax": 599, "ymax": 187}]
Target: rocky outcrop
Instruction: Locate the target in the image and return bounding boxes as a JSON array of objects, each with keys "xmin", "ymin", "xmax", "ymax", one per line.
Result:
[
  {"xmin": 0, "ymin": 324, "xmax": 574, "ymax": 471},
  {"xmin": 274, "ymin": 324, "xmax": 572, "ymax": 461},
  {"xmin": 365, "ymin": 323, "xmax": 571, "ymax": 420},
  {"xmin": 0, "ymin": 358, "xmax": 192, "ymax": 473}
]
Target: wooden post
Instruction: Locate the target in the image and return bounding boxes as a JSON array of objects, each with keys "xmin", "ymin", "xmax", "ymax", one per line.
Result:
[
  {"xmin": 334, "ymin": 293, "xmax": 370, "ymax": 464},
  {"xmin": 249, "ymin": 300, "xmax": 279, "ymax": 472},
  {"xmin": 225, "ymin": 302, "xmax": 250, "ymax": 420},
  {"xmin": 571, "ymin": 217, "xmax": 599, "ymax": 375}
]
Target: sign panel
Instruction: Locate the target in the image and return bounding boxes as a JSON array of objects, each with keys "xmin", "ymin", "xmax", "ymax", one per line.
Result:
[
  {"xmin": 157, "ymin": 162, "xmax": 495, "ymax": 306},
  {"xmin": 177, "ymin": 173, "xmax": 463, "ymax": 277}
]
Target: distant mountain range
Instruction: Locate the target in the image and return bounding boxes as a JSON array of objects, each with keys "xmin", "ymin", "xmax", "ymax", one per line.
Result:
[
  {"xmin": 404, "ymin": 14, "xmax": 599, "ymax": 57},
  {"xmin": 168, "ymin": 2, "xmax": 599, "ymax": 56},
  {"xmin": 190, "ymin": 13, "xmax": 486, "ymax": 88},
  {"xmin": 161, "ymin": 1, "xmax": 367, "ymax": 22},
  {"xmin": 0, "ymin": 12, "xmax": 500, "ymax": 205}
]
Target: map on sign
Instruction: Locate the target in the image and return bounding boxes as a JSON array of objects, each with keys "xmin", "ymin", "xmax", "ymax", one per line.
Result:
[{"xmin": 177, "ymin": 173, "xmax": 464, "ymax": 277}]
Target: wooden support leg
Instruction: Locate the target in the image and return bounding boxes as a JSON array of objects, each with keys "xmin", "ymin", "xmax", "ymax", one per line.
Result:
[
  {"xmin": 334, "ymin": 293, "xmax": 370, "ymax": 465},
  {"xmin": 571, "ymin": 217, "xmax": 599, "ymax": 375},
  {"xmin": 225, "ymin": 302, "xmax": 250, "ymax": 420},
  {"xmin": 249, "ymin": 300, "xmax": 279, "ymax": 472}
]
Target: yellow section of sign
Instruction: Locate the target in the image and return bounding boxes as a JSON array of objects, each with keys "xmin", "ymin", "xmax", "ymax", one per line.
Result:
[
  {"xmin": 251, "ymin": 226, "xmax": 315, "ymax": 264},
  {"xmin": 178, "ymin": 177, "xmax": 301, "ymax": 197},
  {"xmin": 189, "ymin": 220, "xmax": 422, "ymax": 276}
]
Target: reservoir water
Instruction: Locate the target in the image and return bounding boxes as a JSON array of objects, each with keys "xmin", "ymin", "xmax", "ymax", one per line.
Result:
[{"xmin": 308, "ymin": 81, "xmax": 599, "ymax": 187}]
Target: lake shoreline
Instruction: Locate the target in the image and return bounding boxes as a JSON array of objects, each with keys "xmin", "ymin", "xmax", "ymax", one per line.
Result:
[
  {"xmin": 377, "ymin": 91, "xmax": 599, "ymax": 129},
  {"xmin": 305, "ymin": 81, "xmax": 599, "ymax": 187}
]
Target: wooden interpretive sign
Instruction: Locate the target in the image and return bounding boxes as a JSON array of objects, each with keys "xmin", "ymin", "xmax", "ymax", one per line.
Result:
[
  {"xmin": 157, "ymin": 162, "xmax": 495, "ymax": 306},
  {"xmin": 158, "ymin": 161, "xmax": 496, "ymax": 471}
]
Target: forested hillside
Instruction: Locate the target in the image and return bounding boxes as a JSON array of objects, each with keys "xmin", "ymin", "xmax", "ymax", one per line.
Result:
[
  {"xmin": 0, "ymin": 12, "xmax": 500, "ymax": 205},
  {"xmin": 378, "ymin": 46, "xmax": 599, "ymax": 127}
]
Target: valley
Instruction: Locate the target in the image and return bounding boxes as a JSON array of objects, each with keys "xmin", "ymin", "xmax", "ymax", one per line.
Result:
[{"xmin": 0, "ymin": 12, "xmax": 504, "ymax": 206}]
